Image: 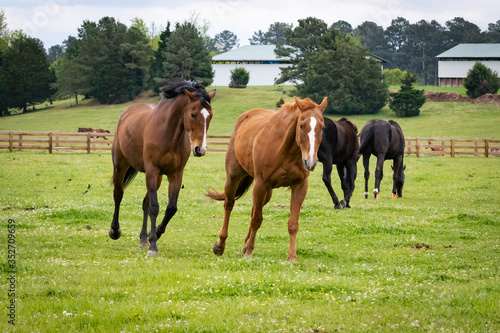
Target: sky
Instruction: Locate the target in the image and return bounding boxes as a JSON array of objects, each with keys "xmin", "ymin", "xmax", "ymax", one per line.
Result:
[{"xmin": 2, "ymin": 0, "xmax": 499, "ymax": 49}]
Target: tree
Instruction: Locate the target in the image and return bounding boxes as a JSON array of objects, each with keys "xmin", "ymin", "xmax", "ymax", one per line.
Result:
[
  {"xmin": 53, "ymin": 56, "xmax": 85, "ymax": 105},
  {"xmin": 229, "ymin": 67, "xmax": 249, "ymax": 88},
  {"xmin": 464, "ymin": 62, "xmax": 500, "ymax": 98},
  {"xmin": 446, "ymin": 17, "xmax": 483, "ymax": 46},
  {"xmin": 47, "ymin": 44, "xmax": 63, "ymax": 63},
  {"xmin": 1, "ymin": 34, "xmax": 54, "ymax": 113},
  {"xmin": 383, "ymin": 68, "xmax": 408, "ymax": 86},
  {"xmin": 332, "ymin": 20, "xmax": 353, "ymax": 35},
  {"xmin": 154, "ymin": 21, "xmax": 213, "ymax": 88},
  {"xmin": 212, "ymin": 30, "xmax": 239, "ymax": 53},
  {"xmin": 276, "ymin": 17, "xmax": 388, "ymax": 115},
  {"xmin": 389, "ymin": 72, "xmax": 425, "ymax": 117},
  {"xmin": 354, "ymin": 21, "xmax": 387, "ymax": 54},
  {"xmin": 249, "ymin": 22, "xmax": 292, "ymax": 45},
  {"xmin": 485, "ymin": 20, "xmax": 500, "ymax": 42}
]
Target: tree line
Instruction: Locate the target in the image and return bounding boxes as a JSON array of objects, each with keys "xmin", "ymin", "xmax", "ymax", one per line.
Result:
[{"xmin": 0, "ymin": 8, "xmax": 499, "ymax": 116}]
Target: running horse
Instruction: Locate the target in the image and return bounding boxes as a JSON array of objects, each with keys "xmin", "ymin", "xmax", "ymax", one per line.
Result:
[
  {"xmin": 206, "ymin": 96, "xmax": 327, "ymax": 262},
  {"xmin": 109, "ymin": 80, "xmax": 216, "ymax": 255},
  {"xmin": 317, "ymin": 117, "xmax": 359, "ymax": 209},
  {"xmin": 359, "ymin": 119, "xmax": 405, "ymax": 200}
]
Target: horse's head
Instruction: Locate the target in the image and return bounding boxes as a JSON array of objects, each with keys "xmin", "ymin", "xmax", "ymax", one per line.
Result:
[
  {"xmin": 294, "ymin": 96, "xmax": 327, "ymax": 171},
  {"xmin": 183, "ymin": 88, "xmax": 216, "ymax": 157},
  {"xmin": 392, "ymin": 164, "xmax": 406, "ymax": 198}
]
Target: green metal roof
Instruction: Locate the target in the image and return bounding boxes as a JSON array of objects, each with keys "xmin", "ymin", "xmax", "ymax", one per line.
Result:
[
  {"xmin": 212, "ymin": 45, "xmax": 289, "ymax": 62},
  {"xmin": 436, "ymin": 43, "xmax": 500, "ymax": 58}
]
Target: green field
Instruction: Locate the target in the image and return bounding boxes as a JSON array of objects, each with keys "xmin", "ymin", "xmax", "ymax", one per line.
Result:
[{"xmin": 0, "ymin": 87, "xmax": 499, "ymax": 332}]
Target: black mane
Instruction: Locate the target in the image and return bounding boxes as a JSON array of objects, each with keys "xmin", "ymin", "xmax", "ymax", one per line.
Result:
[{"xmin": 159, "ymin": 80, "xmax": 211, "ymax": 107}]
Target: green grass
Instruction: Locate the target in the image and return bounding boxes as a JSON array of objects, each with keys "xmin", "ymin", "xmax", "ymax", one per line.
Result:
[{"xmin": 0, "ymin": 86, "xmax": 499, "ymax": 332}]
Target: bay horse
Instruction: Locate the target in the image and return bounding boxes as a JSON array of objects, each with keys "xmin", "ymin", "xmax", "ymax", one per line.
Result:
[
  {"xmin": 359, "ymin": 119, "xmax": 405, "ymax": 200},
  {"xmin": 78, "ymin": 127, "xmax": 111, "ymax": 140},
  {"xmin": 109, "ymin": 80, "xmax": 216, "ymax": 255},
  {"xmin": 317, "ymin": 117, "xmax": 359, "ymax": 209},
  {"xmin": 206, "ymin": 96, "xmax": 327, "ymax": 262}
]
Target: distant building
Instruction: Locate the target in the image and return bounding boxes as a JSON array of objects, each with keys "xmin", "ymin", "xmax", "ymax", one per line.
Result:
[
  {"xmin": 211, "ymin": 45, "xmax": 291, "ymax": 86},
  {"xmin": 212, "ymin": 45, "xmax": 388, "ymax": 86},
  {"xmin": 436, "ymin": 43, "xmax": 500, "ymax": 87}
]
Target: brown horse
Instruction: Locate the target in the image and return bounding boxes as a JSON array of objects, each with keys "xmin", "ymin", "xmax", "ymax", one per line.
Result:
[
  {"xmin": 206, "ymin": 96, "xmax": 327, "ymax": 262},
  {"xmin": 78, "ymin": 127, "xmax": 111, "ymax": 140},
  {"xmin": 109, "ymin": 80, "xmax": 216, "ymax": 255}
]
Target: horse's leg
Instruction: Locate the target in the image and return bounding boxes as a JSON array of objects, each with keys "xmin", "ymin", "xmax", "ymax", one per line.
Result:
[
  {"xmin": 287, "ymin": 179, "xmax": 308, "ymax": 263},
  {"xmin": 242, "ymin": 179, "xmax": 270, "ymax": 257},
  {"xmin": 374, "ymin": 154, "xmax": 385, "ymax": 199},
  {"xmin": 139, "ymin": 193, "xmax": 149, "ymax": 248},
  {"xmin": 391, "ymin": 155, "xmax": 402, "ymax": 199},
  {"xmin": 343, "ymin": 159, "xmax": 357, "ymax": 208},
  {"xmin": 213, "ymin": 166, "xmax": 249, "ymax": 256},
  {"xmin": 109, "ymin": 157, "xmax": 129, "ymax": 240},
  {"xmin": 336, "ymin": 163, "xmax": 349, "ymax": 208},
  {"xmin": 363, "ymin": 153, "xmax": 370, "ymax": 199},
  {"xmin": 139, "ymin": 175, "xmax": 163, "ymax": 248},
  {"xmin": 145, "ymin": 167, "xmax": 161, "ymax": 256},
  {"xmin": 156, "ymin": 172, "xmax": 182, "ymax": 240},
  {"xmin": 322, "ymin": 160, "xmax": 342, "ymax": 209}
]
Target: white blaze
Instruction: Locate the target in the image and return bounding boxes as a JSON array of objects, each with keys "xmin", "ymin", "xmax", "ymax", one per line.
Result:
[
  {"xmin": 307, "ymin": 117, "xmax": 317, "ymax": 164},
  {"xmin": 200, "ymin": 108, "xmax": 210, "ymax": 152}
]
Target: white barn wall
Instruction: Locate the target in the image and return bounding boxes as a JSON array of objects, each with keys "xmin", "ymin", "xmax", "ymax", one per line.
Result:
[
  {"xmin": 438, "ymin": 60, "xmax": 500, "ymax": 78},
  {"xmin": 212, "ymin": 63, "xmax": 291, "ymax": 86}
]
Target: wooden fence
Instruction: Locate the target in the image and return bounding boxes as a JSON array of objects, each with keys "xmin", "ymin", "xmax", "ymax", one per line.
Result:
[{"xmin": 0, "ymin": 131, "xmax": 499, "ymax": 157}]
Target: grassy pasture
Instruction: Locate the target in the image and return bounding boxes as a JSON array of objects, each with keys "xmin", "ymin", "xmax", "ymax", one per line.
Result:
[{"xmin": 0, "ymin": 86, "xmax": 499, "ymax": 332}]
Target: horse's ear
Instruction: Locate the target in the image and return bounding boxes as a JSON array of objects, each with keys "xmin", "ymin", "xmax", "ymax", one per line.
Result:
[
  {"xmin": 403, "ymin": 165, "xmax": 406, "ymax": 170},
  {"xmin": 294, "ymin": 96, "xmax": 306, "ymax": 111},
  {"xmin": 391, "ymin": 165, "xmax": 394, "ymax": 171},
  {"xmin": 209, "ymin": 89, "xmax": 216, "ymax": 100},
  {"xmin": 184, "ymin": 89, "xmax": 196, "ymax": 101},
  {"xmin": 319, "ymin": 97, "xmax": 328, "ymax": 113}
]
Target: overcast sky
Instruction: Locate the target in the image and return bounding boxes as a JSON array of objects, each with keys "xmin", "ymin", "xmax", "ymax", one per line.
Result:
[{"xmin": 3, "ymin": 0, "xmax": 499, "ymax": 49}]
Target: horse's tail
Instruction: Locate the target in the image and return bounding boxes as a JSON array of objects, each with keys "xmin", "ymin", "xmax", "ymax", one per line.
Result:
[
  {"xmin": 123, "ymin": 166, "xmax": 138, "ymax": 189},
  {"xmin": 206, "ymin": 175, "xmax": 254, "ymax": 201},
  {"xmin": 359, "ymin": 126, "xmax": 373, "ymax": 155}
]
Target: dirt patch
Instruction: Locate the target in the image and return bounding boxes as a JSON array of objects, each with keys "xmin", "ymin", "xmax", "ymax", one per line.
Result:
[
  {"xmin": 423, "ymin": 91, "xmax": 500, "ymax": 106},
  {"xmin": 411, "ymin": 243, "xmax": 432, "ymax": 249}
]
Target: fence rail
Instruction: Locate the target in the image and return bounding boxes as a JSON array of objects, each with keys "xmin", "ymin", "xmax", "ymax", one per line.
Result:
[{"xmin": 0, "ymin": 131, "xmax": 499, "ymax": 157}]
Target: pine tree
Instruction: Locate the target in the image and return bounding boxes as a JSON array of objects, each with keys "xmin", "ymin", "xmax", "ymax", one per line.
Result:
[
  {"xmin": 389, "ymin": 72, "xmax": 425, "ymax": 117},
  {"xmin": 464, "ymin": 62, "xmax": 500, "ymax": 98}
]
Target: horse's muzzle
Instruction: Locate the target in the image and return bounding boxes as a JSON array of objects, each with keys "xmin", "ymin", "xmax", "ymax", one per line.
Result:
[
  {"xmin": 193, "ymin": 146, "xmax": 206, "ymax": 157},
  {"xmin": 303, "ymin": 158, "xmax": 317, "ymax": 171}
]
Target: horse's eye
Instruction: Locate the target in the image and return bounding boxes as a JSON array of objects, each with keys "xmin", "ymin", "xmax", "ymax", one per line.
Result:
[
  {"xmin": 191, "ymin": 113, "xmax": 196, "ymax": 119},
  {"xmin": 299, "ymin": 125, "xmax": 304, "ymax": 130}
]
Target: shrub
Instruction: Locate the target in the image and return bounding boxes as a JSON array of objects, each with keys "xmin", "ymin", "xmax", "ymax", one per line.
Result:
[
  {"xmin": 389, "ymin": 72, "xmax": 425, "ymax": 117},
  {"xmin": 229, "ymin": 67, "xmax": 249, "ymax": 88},
  {"xmin": 383, "ymin": 68, "xmax": 408, "ymax": 86},
  {"xmin": 464, "ymin": 62, "xmax": 500, "ymax": 98}
]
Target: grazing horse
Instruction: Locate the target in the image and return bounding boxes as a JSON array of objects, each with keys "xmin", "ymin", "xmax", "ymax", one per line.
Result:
[
  {"xmin": 78, "ymin": 127, "xmax": 111, "ymax": 140},
  {"xmin": 317, "ymin": 117, "xmax": 359, "ymax": 209},
  {"xmin": 109, "ymin": 80, "xmax": 216, "ymax": 255},
  {"xmin": 359, "ymin": 119, "xmax": 405, "ymax": 200},
  {"xmin": 206, "ymin": 96, "xmax": 327, "ymax": 262}
]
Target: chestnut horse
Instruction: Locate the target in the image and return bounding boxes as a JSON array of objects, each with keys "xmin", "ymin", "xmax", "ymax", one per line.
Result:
[
  {"xmin": 206, "ymin": 96, "xmax": 327, "ymax": 262},
  {"xmin": 109, "ymin": 80, "xmax": 216, "ymax": 255},
  {"xmin": 359, "ymin": 119, "xmax": 405, "ymax": 200}
]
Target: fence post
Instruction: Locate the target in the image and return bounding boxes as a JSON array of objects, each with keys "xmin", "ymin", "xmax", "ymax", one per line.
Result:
[
  {"xmin": 18, "ymin": 130, "xmax": 22, "ymax": 151},
  {"xmin": 55, "ymin": 130, "xmax": 60, "ymax": 148},
  {"xmin": 474, "ymin": 137, "xmax": 478, "ymax": 156},
  {"xmin": 441, "ymin": 136, "xmax": 445, "ymax": 156},
  {"xmin": 48, "ymin": 132, "xmax": 53, "ymax": 154},
  {"xmin": 485, "ymin": 139, "xmax": 489, "ymax": 158},
  {"xmin": 86, "ymin": 132, "xmax": 91, "ymax": 154},
  {"xmin": 451, "ymin": 137, "xmax": 455, "ymax": 157},
  {"xmin": 416, "ymin": 137, "xmax": 420, "ymax": 157},
  {"xmin": 407, "ymin": 136, "xmax": 411, "ymax": 155},
  {"xmin": 8, "ymin": 131, "xmax": 13, "ymax": 153}
]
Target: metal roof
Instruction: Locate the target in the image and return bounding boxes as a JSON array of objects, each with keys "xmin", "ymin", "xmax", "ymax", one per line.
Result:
[
  {"xmin": 212, "ymin": 45, "xmax": 289, "ymax": 62},
  {"xmin": 436, "ymin": 43, "xmax": 500, "ymax": 58}
]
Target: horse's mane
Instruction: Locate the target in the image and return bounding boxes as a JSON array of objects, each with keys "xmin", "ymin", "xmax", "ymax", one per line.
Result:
[
  {"xmin": 159, "ymin": 80, "xmax": 211, "ymax": 108},
  {"xmin": 282, "ymin": 98, "xmax": 318, "ymax": 113},
  {"xmin": 338, "ymin": 117, "xmax": 358, "ymax": 133}
]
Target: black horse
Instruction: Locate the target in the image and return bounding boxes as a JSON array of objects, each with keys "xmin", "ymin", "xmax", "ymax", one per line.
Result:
[
  {"xmin": 359, "ymin": 119, "xmax": 405, "ymax": 200},
  {"xmin": 318, "ymin": 117, "xmax": 359, "ymax": 209}
]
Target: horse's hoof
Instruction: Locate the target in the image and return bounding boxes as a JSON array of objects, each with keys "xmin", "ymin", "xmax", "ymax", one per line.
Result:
[
  {"xmin": 213, "ymin": 242, "xmax": 225, "ymax": 256},
  {"xmin": 392, "ymin": 194, "xmax": 398, "ymax": 199},
  {"xmin": 147, "ymin": 249, "xmax": 159, "ymax": 256},
  {"xmin": 241, "ymin": 247, "xmax": 253, "ymax": 257},
  {"xmin": 138, "ymin": 240, "xmax": 148, "ymax": 248},
  {"xmin": 109, "ymin": 228, "xmax": 121, "ymax": 240},
  {"xmin": 334, "ymin": 203, "xmax": 344, "ymax": 210},
  {"xmin": 340, "ymin": 199, "xmax": 347, "ymax": 208},
  {"xmin": 364, "ymin": 192, "xmax": 369, "ymax": 199}
]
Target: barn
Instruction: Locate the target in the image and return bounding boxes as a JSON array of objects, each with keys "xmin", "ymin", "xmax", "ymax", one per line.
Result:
[
  {"xmin": 436, "ymin": 43, "xmax": 500, "ymax": 87},
  {"xmin": 211, "ymin": 45, "xmax": 291, "ymax": 86}
]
